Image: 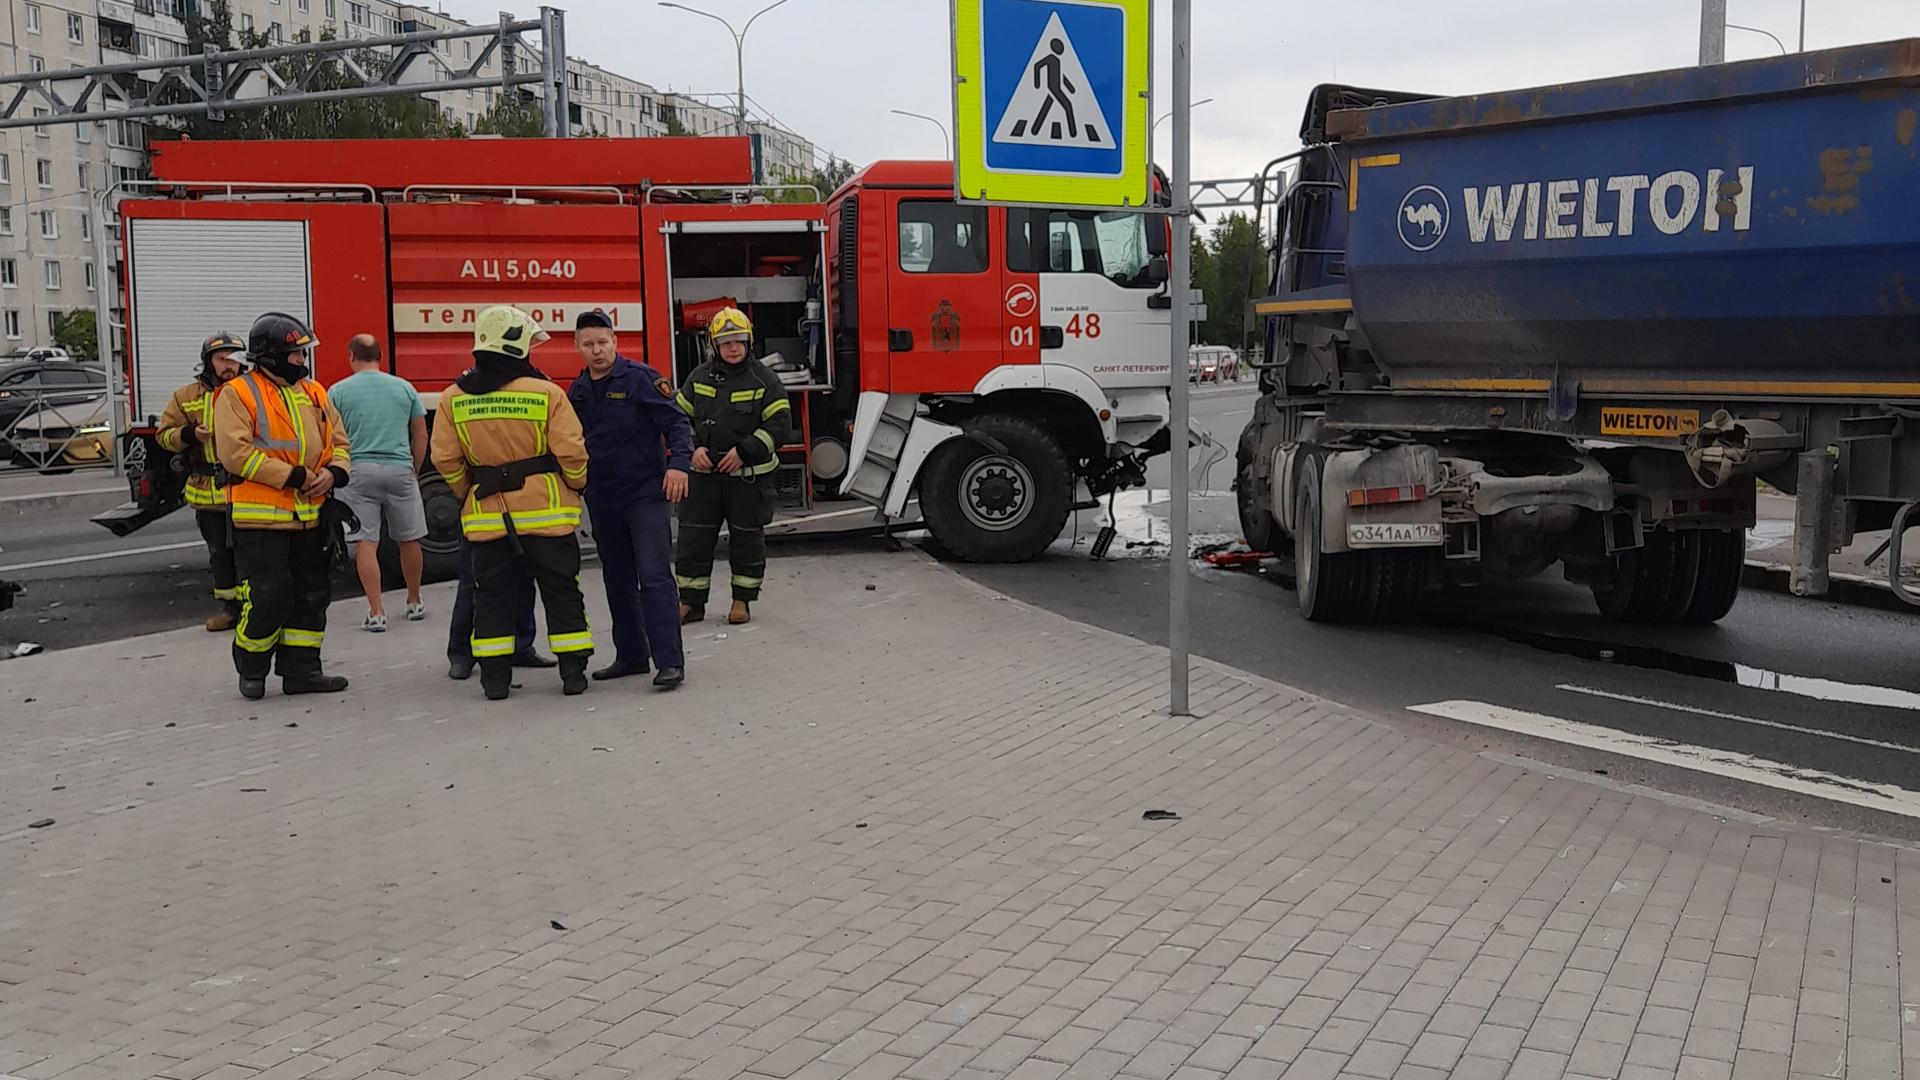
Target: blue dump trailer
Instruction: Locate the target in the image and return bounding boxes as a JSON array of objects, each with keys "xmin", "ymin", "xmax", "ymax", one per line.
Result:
[{"xmin": 1235, "ymin": 41, "xmax": 1920, "ymax": 623}]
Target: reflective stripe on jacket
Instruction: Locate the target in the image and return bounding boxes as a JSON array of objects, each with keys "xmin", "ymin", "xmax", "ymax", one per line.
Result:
[
  {"xmin": 156, "ymin": 379, "xmax": 229, "ymax": 508},
  {"xmin": 213, "ymin": 371, "xmax": 351, "ymax": 531},
  {"xmin": 431, "ymin": 376, "xmax": 589, "ymax": 543}
]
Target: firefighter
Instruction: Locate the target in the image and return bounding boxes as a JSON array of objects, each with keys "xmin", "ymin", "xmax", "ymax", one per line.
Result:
[
  {"xmin": 431, "ymin": 305, "xmax": 596, "ymax": 701},
  {"xmin": 155, "ymin": 331, "xmax": 247, "ymax": 632},
  {"xmin": 567, "ymin": 310, "xmax": 692, "ymax": 690},
  {"xmin": 213, "ymin": 312, "xmax": 352, "ymax": 700},
  {"xmin": 673, "ymin": 307, "xmax": 791, "ymax": 626}
]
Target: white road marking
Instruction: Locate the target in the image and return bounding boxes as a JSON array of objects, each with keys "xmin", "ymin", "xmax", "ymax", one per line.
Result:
[
  {"xmin": 0, "ymin": 540, "xmax": 203, "ymax": 573},
  {"xmin": 1557, "ymin": 684, "xmax": 1920, "ymax": 755},
  {"xmin": 1408, "ymin": 699, "xmax": 1920, "ymax": 820}
]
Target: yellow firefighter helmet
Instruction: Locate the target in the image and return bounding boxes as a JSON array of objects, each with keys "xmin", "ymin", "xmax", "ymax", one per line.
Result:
[
  {"xmin": 473, "ymin": 305, "xmax": 550, "ymax": 360},
  {"xmin": 707, "ymin": 307, "xmax": 754, "ymax": 348}
]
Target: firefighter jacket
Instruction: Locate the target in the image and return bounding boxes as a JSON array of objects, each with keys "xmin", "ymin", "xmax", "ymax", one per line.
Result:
[
  {"xmin": 432, "ymin": 376, "xmax": 590, "ymax": 543},
  {"xmin": 156, "ymin": 377, "xmax": 230, "ymax": 509},
  {"xmin": 213, "ymin": 370, "xmax": 352, "ymax": 531},
  {"xmin": 677, "ymin": 357, "xmax": 792, "ymax": 480},
  {"xmin": 567, "ymin": 356, "xmax": 693, "ymax": 507}
]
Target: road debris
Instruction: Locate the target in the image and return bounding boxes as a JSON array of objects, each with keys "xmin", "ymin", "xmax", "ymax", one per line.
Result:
[{"xmin": 1142, "ymin": 809, "xmax": 1182, "ymax": 822}]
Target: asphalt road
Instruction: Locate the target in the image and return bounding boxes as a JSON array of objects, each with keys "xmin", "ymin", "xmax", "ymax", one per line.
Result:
[
  {"xmin": 959, "ymin": 380, "xmax": 1920, "ymax": 843},
  {"xmin": 8, "ymin": 380, "xmax": 1920, "ymax": 844}
]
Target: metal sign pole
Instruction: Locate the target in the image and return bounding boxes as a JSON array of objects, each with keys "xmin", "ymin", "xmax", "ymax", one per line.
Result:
[{"xmin": 1167, "ymin": 0, "xmax": 1192, "ymax": 716}]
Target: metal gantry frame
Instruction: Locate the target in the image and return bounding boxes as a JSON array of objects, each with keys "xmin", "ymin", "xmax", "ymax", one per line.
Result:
[{"xmin": 0, "ymin": 7, "xmax": 568, "ymax": 134}]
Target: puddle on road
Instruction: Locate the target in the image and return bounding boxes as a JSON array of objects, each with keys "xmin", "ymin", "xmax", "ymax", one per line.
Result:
[{"xmin": 1453, "ymin": 622, "xmax": 1920, "ymax": 713}]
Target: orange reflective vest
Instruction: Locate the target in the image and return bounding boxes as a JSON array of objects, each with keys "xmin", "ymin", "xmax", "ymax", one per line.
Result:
[
  {"xmin": 155, "ymin": 379, "xmax": 230, "ymax": 509},
  {"xmin": 213, "ymin": 371, "xmax": 351, "ymax": 531}
]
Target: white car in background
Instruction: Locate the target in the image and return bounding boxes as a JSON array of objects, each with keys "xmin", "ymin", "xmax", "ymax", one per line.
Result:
[{"xmin": 1189, "ymin": 345, "xmax": 1239, "ymax": 383}]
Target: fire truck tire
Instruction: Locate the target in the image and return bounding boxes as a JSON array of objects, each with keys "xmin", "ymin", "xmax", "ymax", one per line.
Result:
[
  {"xmin": 1679, "ymin": 528, "xmax": 1744, "ymax": 624},
  {"xmin": 1592, "ymin": 526, "xmax": 1683, "ymax": 623},
  {"xmin": 920, "ymin": 413, "xmax": 1071, "ymax": 563},
  {"xmin": 1293, "ymin": 453, "xmax": 1368, "ymax": 623},
  {"xmin": 1235, "ymin": 426, "xmax": 1278, "ymax": 553}
]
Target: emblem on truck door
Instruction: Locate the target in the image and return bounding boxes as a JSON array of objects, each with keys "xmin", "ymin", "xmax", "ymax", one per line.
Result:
[
  {"xmin": 932, "ymin": 300, "xmax": 961, "ymax": 352},
  {"xmin": 1397, "ymin": 185, "xmax": 1450, "ymax": 252}
]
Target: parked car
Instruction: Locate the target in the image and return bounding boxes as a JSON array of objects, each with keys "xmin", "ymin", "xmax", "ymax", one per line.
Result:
[
  {"xmin": 0, "ymin": 358, "xmax": 109, "ymax": 465},
  {"xmin": 1189, "ymin": 345, "xmax": 1239, "ymax": 384},
  {"xmin": 9, "ymin": 393, "xmax": 112, "ymax": 473}
]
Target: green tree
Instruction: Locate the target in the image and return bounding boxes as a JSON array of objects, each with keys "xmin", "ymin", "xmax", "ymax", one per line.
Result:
[
  {"xmin": 1197, "ymin": 212, "xmax": 1264, "ymax": 348},
  {"xmin": 663, "ymin": 111, "xmax": 691, "ymax": 137},
  {"xmin": 770, "ymin": 156, "xmax": 855, "ymax": 202},
  {"xmin": 472, "ymin": 93, "xmax": 544, "ymax": 138},
  {"xmin": 54, "ymin": 310, "xmax": 98, "ymax": 363}
]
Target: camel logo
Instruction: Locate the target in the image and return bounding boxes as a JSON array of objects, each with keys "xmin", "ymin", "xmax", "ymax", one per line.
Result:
[{"xmin": 1397, "ymin": 185, "xmax": 1450, "ymax": 252}]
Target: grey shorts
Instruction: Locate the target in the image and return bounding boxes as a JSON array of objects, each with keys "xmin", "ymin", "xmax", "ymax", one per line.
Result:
[{"xmin": 337, "ymin": 461, "xmax": 429, "ymax": 544}]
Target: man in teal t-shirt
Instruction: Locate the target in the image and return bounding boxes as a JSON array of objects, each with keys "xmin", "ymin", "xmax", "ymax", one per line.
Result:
[{"xmin": 329, "ymin": 335, "xmax": 429, "ymax": 632}]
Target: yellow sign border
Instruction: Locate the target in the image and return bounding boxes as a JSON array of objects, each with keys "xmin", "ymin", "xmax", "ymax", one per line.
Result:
[{"xmin": 952, "ymin": 0, "xmax": 1152, "ymax": 207}]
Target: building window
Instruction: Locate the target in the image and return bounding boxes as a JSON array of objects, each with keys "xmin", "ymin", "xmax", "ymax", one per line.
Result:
[
  {"xmin": 75, "ymin": 119, "xmax": 89, "ymax": 144},
  {"xmin": 240, "ymin": 13, "xmax": 253, "ymax": 31},
  {"xmin": 3, "ymin": 311, "xmax": 19, "ymax": 339},
  {"xmin": 269, "ymin": 22, "xmax": 282, "ymax": 43},
  {"xmin": 298, "ymin": 0, "xmax": 308, "ymax": 9},
  {"xmin": 0, "ymin": 208, "xmax": 11, "ymax": 235},
  {"xmin": 44, "ymin": 261, "xmax": 62, "ymax": 289},
  {"xmin": 464, "ymin": 41, "xmax": 472, "ymax": 60},
  {"xmin": 325, "ymin": 0, "xmax": 335, "ymax": 16},
  {"xmin": 79, "ymin": 211, "xmax": 91, "ymax": 241},
  {"xmin": 76, "ymin": 161, "xmax": 87, "ymax": 189},
  {"xmin": 0, "ymin": 155, "xmax": 9, "ymax": 184},
  {"xmin": 35, "ymin": 159, "xmax": 52, "ymax": 188},
  {"xmin": 37, "ymin": 210, "xmax": 57, "ymax": 239},
  {"xmin": 32, "ymin": 108, "xmax": 50, "ymax": 137},
  {"xmin": 24, "ymin": 4, "xmax": 39, "ymax": 33},
  {"xmin": 67, "ymin": 13, "xmax": 83, "ymax": 43},
  {"xmin": 47, "ymin": 310, "xmax": 63, "ymax": 337},
  {"xmin": 29, "ymin": 56, "xmax": 45, "ymax": 73},
  {"xmin": 0, "ymin": 260, "xmax": 14, "ymax": 287},
  {"xmin": 84, "ymin": 262, "xmax": 96, "ymax": 291}
]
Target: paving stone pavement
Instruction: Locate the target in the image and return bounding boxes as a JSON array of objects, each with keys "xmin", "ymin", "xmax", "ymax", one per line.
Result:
[{"xmin": 2, "ymin": 549, "xmax": 1916, "ymax": 1080}]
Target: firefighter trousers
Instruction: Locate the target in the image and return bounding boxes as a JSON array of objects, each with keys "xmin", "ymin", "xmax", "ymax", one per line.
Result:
[
  {"xmin": 469, "ymin": 534, "xmax": 594, "ymax": 675},
  {"xmin": 195, "ymin": 509, "xmax": 241, "ymax": 616},
  {"xmin": 674, "ymin": 473, "xmax": 770, "ymax": 605},
  {"xmin": 231, "ymin": 526, "xmax": 332, "ymax": 680}
]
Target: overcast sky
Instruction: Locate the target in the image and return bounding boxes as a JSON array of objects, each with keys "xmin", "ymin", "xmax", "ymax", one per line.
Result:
[{"xmin": 441, "ymin": 0, "xmax": 1915, "ymax": 183}]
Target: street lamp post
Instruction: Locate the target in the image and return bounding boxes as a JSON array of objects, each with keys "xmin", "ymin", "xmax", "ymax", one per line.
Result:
[
  {"xmin": 658, "ymin": 0, "xmax": 792, "ymax": 138},
  {"xmin": 1153, "ymin": 96, "xmax": 1212, "ymax": 164},
  {"xmin": 889, "ymin": 108, "xmax": 951, "ymax": 159}
]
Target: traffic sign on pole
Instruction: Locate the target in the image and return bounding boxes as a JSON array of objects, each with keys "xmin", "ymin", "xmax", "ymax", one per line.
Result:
[{"xmin": 951, "ymin": 0, "xmax": 1151, "ymax": 207}]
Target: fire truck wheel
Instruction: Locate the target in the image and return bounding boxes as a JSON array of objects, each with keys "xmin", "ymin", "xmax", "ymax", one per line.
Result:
[{"xmin": 921, "ymin": 413, "xmax": 1071, "ymax": 563}]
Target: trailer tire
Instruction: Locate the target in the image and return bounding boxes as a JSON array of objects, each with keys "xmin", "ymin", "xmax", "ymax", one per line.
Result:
[
  {"xmin": 1680, "ymin": 528, "xmax": 1744, "ymax": 624},
  {"xmin": 920, "ymin": 413, "xmax": 1071, "ymax": 563},
  {"xmin": 1364, "ymin": 548, "xmax": 1429, "ymax": 622},
  {"xmin": 1294, "ymin": 454, "xmax": 1368, "ymax": 623},
  {"xmin": 1235, "ymin": 427, "xmax": 1277, "ymax": 552},
  {"xmin": 1592, "ymin": 527, "xmax": 1682, "ymax": 623}
]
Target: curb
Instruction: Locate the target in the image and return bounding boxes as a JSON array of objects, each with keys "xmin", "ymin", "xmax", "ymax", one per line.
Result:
[
  {"xmin": 1741, "ymin": 560, "xmax": 1916, "ymax": 615},
  {"xmin": 0, "ymin": 486, "xmax": 124, "ymax": 518}
]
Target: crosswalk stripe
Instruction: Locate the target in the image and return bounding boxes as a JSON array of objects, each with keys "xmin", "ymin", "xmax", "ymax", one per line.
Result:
[
  {"xmin": 1407, "ymin": 699, "xmax": 1920, "ymax": 821},
  {"xmin": 1556, "ymin": 684, "xmax": 1920, "ymax": 755}
]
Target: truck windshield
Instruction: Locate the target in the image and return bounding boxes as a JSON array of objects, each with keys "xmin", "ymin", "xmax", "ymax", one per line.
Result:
[{"xmin": 1008, "ymin": 208, "xmax": 1155, "ymax": 288}]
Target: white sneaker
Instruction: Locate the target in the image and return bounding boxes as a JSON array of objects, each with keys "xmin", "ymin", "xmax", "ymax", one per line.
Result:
[
  {"xmin": 362, "ymin": 613, "xmax": 388, "ymax": 633},
  {"xmin": 405, "ymin": 601, "xmax": 427, "ymax": 622}
]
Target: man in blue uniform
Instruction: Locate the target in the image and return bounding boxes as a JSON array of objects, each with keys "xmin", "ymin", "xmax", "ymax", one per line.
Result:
[{"xmin": 568, "ymin": 310, "xmax": 692, "ymax": 690}]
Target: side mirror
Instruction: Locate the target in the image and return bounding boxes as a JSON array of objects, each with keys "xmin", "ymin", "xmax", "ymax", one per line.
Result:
[{"xmin": 1146, "ymin": 255, "xmax": 1169, "ymax": 284}]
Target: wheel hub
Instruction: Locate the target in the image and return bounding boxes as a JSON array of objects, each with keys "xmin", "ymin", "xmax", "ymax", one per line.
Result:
[{"xmin": 959, "ymin": 455, "xmax": 1034, "ymax": 532}]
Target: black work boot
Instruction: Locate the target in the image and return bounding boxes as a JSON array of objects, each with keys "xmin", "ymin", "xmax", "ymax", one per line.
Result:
[
  {"xmin": 283, "ymin": 673, "xmax": 349, "ymax": 695},
  {"xmin": 560, "ymin": 655, "xmax": 589, "ymax": 696},
  {"xmin": 652, "ymin": 667, "xmax": 685, "ymax": 690},
  {"xmin": 592, "ymin": 658, "xmax": 648, "ymax": 681},
  {"xmin": 239, "ymin": 675, "xmax": 267, "ymax": 700},
  {"xmin": 480, "ymin": 659, "xmax": 512, "ymax": 701}
]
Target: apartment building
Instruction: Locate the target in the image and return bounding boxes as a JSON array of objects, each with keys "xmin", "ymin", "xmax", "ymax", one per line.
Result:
[{"xmin": 0, "ymin": 0, "xmax": 820, "ymax": 351}]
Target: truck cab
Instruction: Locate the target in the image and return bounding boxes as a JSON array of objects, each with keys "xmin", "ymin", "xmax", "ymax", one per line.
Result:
[{"xmin": 830, "ymin": 161, "xmax": 1179, "ymax": 561}]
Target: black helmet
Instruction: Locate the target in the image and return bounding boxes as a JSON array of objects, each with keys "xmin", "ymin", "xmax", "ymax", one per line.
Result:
[
  {"xmin": 200, "ymin": 331, "xmax": 246, "ymax": 364},
  {"xmin": 248, "ymin": 312, "xmax": 316, "ymax": 361}
]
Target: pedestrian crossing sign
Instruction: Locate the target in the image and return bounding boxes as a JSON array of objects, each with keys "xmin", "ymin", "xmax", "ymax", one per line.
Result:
[{"xmin": 953, "ymin": 0, "xmax": 1151, "ymax": 207}]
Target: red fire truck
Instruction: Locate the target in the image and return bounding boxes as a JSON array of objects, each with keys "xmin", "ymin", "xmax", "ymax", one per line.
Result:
[{"xmin": 100, "ymin": 136, "xmax": 1179, "ymax": 563}]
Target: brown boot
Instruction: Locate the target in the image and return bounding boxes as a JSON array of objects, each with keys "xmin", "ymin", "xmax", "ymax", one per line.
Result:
[
  {"xmin": 680, "ymin": 603, "xmax": 704, "ymax": 625},
  {"xmin": 205, "ymin": 611, "xmax": 236, "ymax": 632},
  {"xmin": 728, "ymin": 600, "xmax": 751, "ymax": 625}
]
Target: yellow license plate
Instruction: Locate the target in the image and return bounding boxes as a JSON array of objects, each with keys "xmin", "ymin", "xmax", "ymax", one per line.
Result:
[{"xmin": 1599, "ymin": 407, "xmax": 1700, "ymax": 437}]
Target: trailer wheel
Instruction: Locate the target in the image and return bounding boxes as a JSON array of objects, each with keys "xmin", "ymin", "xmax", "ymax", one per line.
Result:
[
  {"xmin": 1680, "ymin": 528, "xmax": 1744, "ymax": 624},
  {"xmin": 1364, "ymin": 548, "xmax": 1430, "ymax": 622},
  {"xmin": 1593, "ymin": 527, "xmax": 1682, "ymax": 623},
  {"xmin": 920, "ymin": 413, "xmax": 1071, "ymax": 563},
  {"xmin": 1235, "ymin": 427, "xmax": 1277, "ymax": 552},
  {"xmin": 1294, "ymin": 454, "xmax": 1368, "ymax": 623}
]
